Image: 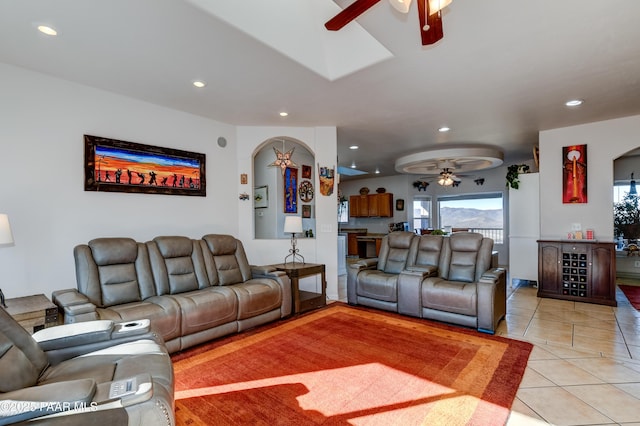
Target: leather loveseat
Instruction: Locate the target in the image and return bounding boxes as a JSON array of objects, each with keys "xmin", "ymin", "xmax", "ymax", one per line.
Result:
[
  {"xmin": 0, "ymin": 306, "xmax": 174, "ymax": 425},
  {"xmin": 348, "ymin": 231, "xmax": 506, "ymax": 334},
  {"xmin": 52, "ymin": 235, "xmax": 291, "ymax": 354}
]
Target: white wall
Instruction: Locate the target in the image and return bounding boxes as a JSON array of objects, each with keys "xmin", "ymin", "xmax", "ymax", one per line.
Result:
[
  {"xmin": 237, "ymin": 127, "xmax": 339, "ymax": 300},
  {"xmin": 0, "ymin": 63, "xmax": 238, "ymax": 298},
  {"xmin": 539, "ymin": 115, "xmax": 640, "ymax": 241}
]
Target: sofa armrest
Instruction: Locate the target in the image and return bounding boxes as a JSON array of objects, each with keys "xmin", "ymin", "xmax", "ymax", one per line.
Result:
[
  {"xmin": 398, "ymin": 270, "xmax": 430, "ymax": 317},
  {"xmin": 346, "ymin": 259, "xmax": 380, "ymax": 305},
  {"xmin": 0, "ymin": 379, "xmax": 96, "ymax": 425},
  {"xmin": 250, "ymin": 265, "xmax": 292, "ymax": 318},
  {"xmin": 251, "ymin": 265, "xmax": 287, "ymax": 279},
  {"xmin": 33, "ymin": 319, "xmax": 157, "ymax": 365},
  {"xmin": 52, "ymin": 289, "xmax": 98, "ymax": 324},
  {"xmin": 477, "ymin": 268, "xmax": 507, "ymax": 334},
  {"xmin": 33, "ymin": 320, "xmax": 115, "ymax": 350}
]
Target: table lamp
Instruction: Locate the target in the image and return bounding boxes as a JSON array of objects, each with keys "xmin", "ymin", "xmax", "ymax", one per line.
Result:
[
  {"xmin": 0, "ymin": 214, "xmax": 14, "ymax": 308},
  {"xmin": 283, "ymin": 216, "xmax": 304, "ymax": 265}
]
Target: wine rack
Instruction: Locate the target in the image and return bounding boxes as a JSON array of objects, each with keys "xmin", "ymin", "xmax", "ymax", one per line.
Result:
[{"xmin": 537, "ymin": 240, "xmax": 617, "ymax": 306}]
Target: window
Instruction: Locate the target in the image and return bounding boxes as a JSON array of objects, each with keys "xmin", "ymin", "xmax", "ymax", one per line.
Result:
[
  {"xmin": 412, "ymin": 197, "xmax": 431, "ymax": 232},
  {"xmin": 338, "ymin": 200, "xmax": 349, "ymax": 224},
  {"xmin": 437, "ymin": 193, "xmax": 504, "ymax": 243}
]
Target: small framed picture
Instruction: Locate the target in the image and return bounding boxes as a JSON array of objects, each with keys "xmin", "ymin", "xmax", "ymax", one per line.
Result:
[
  {"xmin": 254, "ymin": 186, "xmax": 268, "ymax": 208},
  {"xmin": 240, "ymin": 173, "xmax": 248, "ymax": 185},
  {"xmin": 302, "ymin": 165, "xmax": 312, "ymax": 179},
  {"xmin": 302, "ymin": 204, "xmax": 312, "ymax": 218},
  {"xmin": 396, "ymin": 199, "xmax": 404, "ymax": 211}
]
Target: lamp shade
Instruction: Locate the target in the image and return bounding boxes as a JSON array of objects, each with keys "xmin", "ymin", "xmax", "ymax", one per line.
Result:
[
  {"xmin": 284, "ymin": 216, "xmax": 303, "ymax": 234},
  {"xmin": 0, "ymin": 214, "xmax": 14, "ymax": 245}
]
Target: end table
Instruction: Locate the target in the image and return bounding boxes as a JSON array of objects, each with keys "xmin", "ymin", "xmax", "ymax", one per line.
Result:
[
  {"xmin": 272, "ymin": 263, "xmax": 326, "ymax": 314},
  {"xmin": 3, "ymin": 294, "xmax": 59, "ymax": 334}
]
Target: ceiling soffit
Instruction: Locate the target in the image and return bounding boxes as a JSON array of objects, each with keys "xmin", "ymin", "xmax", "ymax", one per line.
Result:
[
  {"xmin": 394, "ymin": 147, "xmax": 504, "ymax": 175},
  {"xmin": 184, "ymin": 0, "xmax": 393, "ymax": 81}
]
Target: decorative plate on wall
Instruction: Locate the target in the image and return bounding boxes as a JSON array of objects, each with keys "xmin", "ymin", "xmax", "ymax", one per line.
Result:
[{"xmin": 299, "ymin": 180, "xmax": 314, "ymax": 202}]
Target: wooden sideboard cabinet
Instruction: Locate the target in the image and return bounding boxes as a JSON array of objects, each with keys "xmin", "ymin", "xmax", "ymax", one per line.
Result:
[{"xmin": 537, "ymin": 240, "xmax": 617, "ymax": 306}]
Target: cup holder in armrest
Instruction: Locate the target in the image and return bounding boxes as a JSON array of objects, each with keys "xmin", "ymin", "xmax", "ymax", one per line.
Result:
[{"xmin": 114, "ymin": 319, "xmax": 150, "ymax": 334}]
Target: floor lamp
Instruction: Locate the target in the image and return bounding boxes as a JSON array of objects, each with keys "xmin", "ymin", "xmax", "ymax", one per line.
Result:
[
  {"xmin": 0, "ymin": 214, "xmax": 14, "ymax": 308},
  {"xmin": 284, "ymin": 216, "xmax": 304, "ymax": 265}
]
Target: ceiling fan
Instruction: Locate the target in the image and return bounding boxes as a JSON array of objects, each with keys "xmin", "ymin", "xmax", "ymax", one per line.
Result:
[
  {"xmin": 325, "ymin": 0, "xmax": 452, "ymax": 45},
  {"xmin": 437, "ymin": 168, "xmax": 461, "ymax": 186}
]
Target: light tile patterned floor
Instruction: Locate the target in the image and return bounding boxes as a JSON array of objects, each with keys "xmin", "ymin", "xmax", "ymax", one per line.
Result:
[
  {"xmin": 335, "ymin": 276, "xmax": 640, "ymax": 425},
  {"xmin": 501, "ymin": 285, "xmax": 640, "ymax": 425}
]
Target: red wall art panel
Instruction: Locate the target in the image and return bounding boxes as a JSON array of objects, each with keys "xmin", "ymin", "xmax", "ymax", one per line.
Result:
[{"xmin": 562, "ymin": 144, "xmax": 587, "ymax": 204}]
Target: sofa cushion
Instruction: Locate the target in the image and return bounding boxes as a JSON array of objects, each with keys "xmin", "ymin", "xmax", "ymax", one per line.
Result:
[
  {"xmin": 447, "ymin": 233, "xmax": 483, "ymax": 283},
  {"xmin": 421, "ymin": 277, "xmax": 477, "ymax": 317},
  {"xmin": 147, "ymin": 236, "xmax": 209, "ymax": 295},
  {"xmin": 96, "ymin": 296, "xmax": 182, "ymax": 342},
  {"xmin": 85, "ymin": 238, "xmax": 144, "ymax": 307},
  {"xmin": 413, "ymin": 234, "xmax": 444, "ymax": 270},
  {"xmin": 378, "ymin": 232, "xmax": 415, "ymax": 274},
  {"xmin": 169, "ymin": 287, "xmax": 238, "ymax": 335},
  {"xmin": 229, "ymin": 279, "xmax": 282, "ymax": 320},
  {"xmin": 356, "ymin": 271, "xmax": 399, "ymax": 303},
  {"xmin": 201, "ymin": 234, "xmax": 253, "ymax": 286}
]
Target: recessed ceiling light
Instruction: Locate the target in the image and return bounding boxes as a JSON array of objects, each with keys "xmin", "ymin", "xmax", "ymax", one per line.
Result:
[
  {"xmin": 565, "ymin": 99, "xmax": 583, "ymax": 107},
  {"xmin": 37, "ymin": 25, "xmax": 57, "ymax": 36},
  {"xmin": 192, "ymin": 81, "xmax": 206, "ymax": 88},
  {"xmin": 279, "ymin": 111, "xmax": 288, "ymax": 117},
  {"xmin": 438, "ymin": 126, "xmax": 450, "ymax": 132},
  {"xmin": 349, "ymin": 145, "xmax": 359, "ymax": 150}
]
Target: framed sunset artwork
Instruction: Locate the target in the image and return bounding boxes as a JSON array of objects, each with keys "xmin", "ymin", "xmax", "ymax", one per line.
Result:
[{"xmin": 84, "ymin": 135, "xmax": 206, "ymax": 196}]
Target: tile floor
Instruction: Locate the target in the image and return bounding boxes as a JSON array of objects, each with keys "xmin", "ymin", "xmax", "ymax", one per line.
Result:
[{"xmin": 334, "ymin": 276, "xmax": 640, "ymax": 425}]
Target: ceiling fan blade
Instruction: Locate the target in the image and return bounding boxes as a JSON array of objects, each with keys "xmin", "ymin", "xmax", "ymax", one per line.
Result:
[
  {"xmin": 325, "ymin": 0, "xmax": 382, "ymax": 31},
  {"xmin": 417, "ymin": 0, "xmax": 443, "ymax": 45}
]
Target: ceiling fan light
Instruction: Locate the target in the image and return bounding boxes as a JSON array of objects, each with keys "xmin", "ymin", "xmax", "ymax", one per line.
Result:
[
  {"xmin": 428, "ymin": 0, "xmax": 452, "ymax": 15},
  {"xmin": 389, "ymin": 0, "xmax": 412, "ymax": 13}
]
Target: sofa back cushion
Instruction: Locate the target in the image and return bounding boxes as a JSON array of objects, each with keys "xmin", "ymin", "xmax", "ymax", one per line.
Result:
[
  {"xmin": 147, "ymin": 236, "xmax": 209, "ymax": 295},
  {"xmin": 0, "ymin": 307, "xmax": 48, "ymax": 392},
  {"xmin": 201, "ymin": 234, "xmax": 252, "ymax": 286},
  {"xmin": 444, "ymin": 232, "xmax": 485, "ymax": 283},
  {"xmin": 412, "ymin": 234, "xmax": 444, "ymax": 269},
  {"xmin": 377, "ymin": 232, "xmax": 416, "ymax": 274},
  {"xmin": 75, "ymin": 238, "xmax": 155, "ymax": 308}
]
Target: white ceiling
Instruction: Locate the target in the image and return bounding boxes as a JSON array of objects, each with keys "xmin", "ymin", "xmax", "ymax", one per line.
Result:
[{"xmin": 2, "ymin": 0, "xmax": 640, "ymax": 180}]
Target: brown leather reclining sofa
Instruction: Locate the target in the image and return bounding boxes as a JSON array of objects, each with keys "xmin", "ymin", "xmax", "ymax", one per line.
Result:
[
  {"xmin": 52, "ymin": 234, "xmax": 292, "ymax": 353},
  {"xmin": 347, "ymin": 231, "xmax": 506, "ymax": 334}
]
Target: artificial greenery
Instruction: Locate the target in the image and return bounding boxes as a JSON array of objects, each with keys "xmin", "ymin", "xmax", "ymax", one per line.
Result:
[
  {"xmin": 505, "ymin": 164, "xmax": 530, "ymax": 189},
  {"xmin": 430, "ymin": 229, "xmax": 447, "ymax": 235},
  {"xmin": 614, "ymin": 192, "xmax": 640, "ymax": 239}
]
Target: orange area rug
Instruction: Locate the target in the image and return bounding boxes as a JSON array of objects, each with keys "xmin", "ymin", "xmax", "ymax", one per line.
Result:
[
  {"xmin": 619, "ymin": 284, "xmax": 640, "ymax": 310},
  {"xmin": 172, "ymin": 304, "xmax": 532, "ymax": 425}
]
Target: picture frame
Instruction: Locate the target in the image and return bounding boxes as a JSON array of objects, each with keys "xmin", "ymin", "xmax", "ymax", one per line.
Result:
[
  {"xmin": 284, "ymin": 167, "xmax": 298, "ymax": 213},
  {"xmin": 396, "ymin": 199, "xmax": 405, "ymax": 211},
  {"xmin": 302, "ymin": 165, "xmax": 312, "ymax": 179},
  {"xmin": 84, "ymin": 134, "xmax": 206, "ymax": 196},
  {"xmin": 562, "ymin": 144, "xmax": 587, "ymax": 204},
  {"xmin": 302, "ymin": 204, "xmax": 312, "ymax": 218},
  {"xmin": 254, "ymin": 186, "xmax": 268, "ymax": 208},
  {"xmin": 240, "ymin": 173, "xmax": 248, "ymax": 185}
]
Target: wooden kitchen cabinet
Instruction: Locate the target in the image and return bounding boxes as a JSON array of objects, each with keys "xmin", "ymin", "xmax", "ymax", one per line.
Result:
[
  {"xmin": 346, "ymin": 231, "xmax": 367, "ymax": 256},
  {"xmin": 537, "ymin": 240, "xmax": 616, "ymax": 306},
  {"xmin": 349, "ymin": 193, "xmax": 393, "ymax": 218},
  {"xmin": 349, "ymin": 195, "xmax": 369, "ymax": 217}
]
